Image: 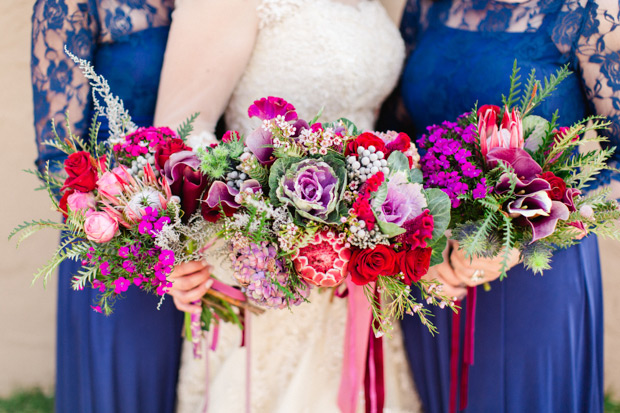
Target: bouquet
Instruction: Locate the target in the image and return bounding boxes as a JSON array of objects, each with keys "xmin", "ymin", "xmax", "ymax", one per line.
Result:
[
  {"xmin": 10, "ymin": 50, "xmax": 262, "ymax": 339},
  {"xmin": 417, "ymin": 63, "xmax": 620, "ymax": 276},
  {"xmin": 181, "ymin": 96, "xmax": 458, "ymax": 335}
]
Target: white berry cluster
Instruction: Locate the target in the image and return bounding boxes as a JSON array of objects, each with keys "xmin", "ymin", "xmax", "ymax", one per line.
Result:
[
  {"xmin": 346, "ymin": 145, "xmax": 389, "ymax": 183},
  {"xmin": 129, "ymin": 154, "xmax": 158, "ymax": 178},
  {"xmin": 348, "ymin": 218, "xmax": 389, "ymax": 249},
  {"xmin": 225, "ymin": 170, "xmax": 249, "ymax": 191}
]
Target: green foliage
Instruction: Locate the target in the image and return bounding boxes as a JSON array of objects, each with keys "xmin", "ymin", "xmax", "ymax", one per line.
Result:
[
  {"xmin": 375, "ymin": 220, "xmax": 406, "ymax": 237},
  {"xmin": 371, "ymin": 182, "xmax": 388, "ymax": 210},
  {"xmin": 425, "ymin": 188, "xmax": 451, "ymax": 242},
  {"xmin": 429, "ymin": 235, "xmax": 447, "ymax": 266},
  {"xmin": 8, "ymin": 219, "xmax": 64, "ymax": 248},
  {"xmin": 521, "ymin": 64, "xmax": 571, "ymax": 117},
  {"xmin": 387, "ymin": 151, "xmax": 410, "ymax": 172},
  {"xmin": 323, "ymin": 117, "xmax": 360, "ymax": 136},
  {"xmin": 176, "ymin": 112, "xmax": 200, "ymax": 141},
  {"xmin": 0, "ymin": 388, "xmax": 54, "ymax": 413},
  {"xmin": 522, "ymin": 242, "xmax": 553, "ymax": 275}
]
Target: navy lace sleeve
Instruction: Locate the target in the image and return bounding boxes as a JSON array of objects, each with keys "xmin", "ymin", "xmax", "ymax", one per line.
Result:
[
  {"xmin": 554, "ymin": 0, "xmax": 620, "ymax": 185},
  {"xmin": 31, "ymin": 0, "xmax": 99, "ymax": 175},
  {"xmin": 400, "ymin": 0, "xmax": 421, "ymax": 57},
  {"xmin": 576, "ymin": 0, "xmax": 620, "ymax": 185}
]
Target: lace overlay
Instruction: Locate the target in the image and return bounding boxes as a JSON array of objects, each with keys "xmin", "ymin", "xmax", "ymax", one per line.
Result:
[
  {"xmin": 401, "ymin": 0, "xmax": 620, "ymax": 188},
  {"xmin": 226, "ymin": 0, "xmax": 405, "ymax": 134},
  {"xmin": 31, "ymin": 0, "xmax": 174, "ymax": 173},
  {"xmin": 176, "ymin": 1, "xmax": 419, "ymax": 412}
]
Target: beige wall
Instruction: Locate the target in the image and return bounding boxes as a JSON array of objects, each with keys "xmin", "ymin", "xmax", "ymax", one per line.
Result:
[{"xmin": 1, "ymin": 0, "xmax": 619, "ymax": 399}]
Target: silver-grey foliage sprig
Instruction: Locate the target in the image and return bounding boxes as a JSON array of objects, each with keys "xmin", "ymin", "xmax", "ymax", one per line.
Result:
[{"xmin": 64, "ymin": 46, "xmax": 137, "ymax": 144}]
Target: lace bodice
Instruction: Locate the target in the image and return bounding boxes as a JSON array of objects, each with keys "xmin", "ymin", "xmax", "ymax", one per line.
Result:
[
  {"xmin": 31, "ymin": 0, "xmax": 174, "ymax": 174},
  {"xmin": 225, "ymin": 0, "xmax": 405, "ymax": 133},
  {"xmin": 400, "ymin": 0, "xmax": 620, "ymax": 187}
]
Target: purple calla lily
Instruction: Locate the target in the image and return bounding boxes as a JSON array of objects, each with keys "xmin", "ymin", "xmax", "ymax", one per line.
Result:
[
  {"xmin": 201, "ymin": 181, "xmax": 240, "ymax": 223},
  {"xmin": 245, "ymin": 127, "xmax": 275, "ymax": 165},
  {"xmin": 486, "ymin": 147, "xmax": 542, "ymax": 181},
  {"xmin": 520, "ymin": 201, "xmax": 570, "ymax": 242}
]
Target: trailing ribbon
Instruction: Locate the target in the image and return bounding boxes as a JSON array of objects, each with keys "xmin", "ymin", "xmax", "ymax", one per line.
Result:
[
  {"xmin": 364, "ymin": 289, "xmax": 385, "ymax": 413},
  {"xmin": 338, "ymin": 278, "xmax": 383, "ymax": 413},
  {"xmin": 449, "ymin": 286, "xmax": 478, "ymax": 413}
]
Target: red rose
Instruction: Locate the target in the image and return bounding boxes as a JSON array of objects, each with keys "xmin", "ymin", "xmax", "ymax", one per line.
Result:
[
  {"xmin": 539, "ymin": 171, "xmax": 566, "ymax": 201},
  {"xmin": 398, "ymin": 247, "xmax": 432, "ymax": 285},
  {"xmin": 58, "ymin": 189, "xmax": 75, "ymax": 219},
  {"xmin": 348, "ymin": 245, "xmax": 399, "ymax": 285},
  {"xmin": 396, "ymin": 209, "xmax": 434, "ymax": 248},
  {"xmin": 62, "ymin": 151, "xmax": 98, "ymax": 192},
  {"xmin": 345, "ymin": 132, "xmax": 387, "ymax": 156},
  {"xmin": 154, "ymin": 138, "xmax": 191, "ymax": 172}
]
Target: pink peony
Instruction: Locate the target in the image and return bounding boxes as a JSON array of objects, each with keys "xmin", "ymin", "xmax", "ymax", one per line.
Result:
[
  {"xmin": 292, "ymin": 231, "xmax": 351, "ymax": 287},
  {"xmin": 478, "ymin": 105, "xmax": 524, "ymax": 156},
  {"xmin": 66, "ymin": 191, "xmax": 96, "ymax": 213},
  {"xmin": 84, "ymin": 210, "xmax": 119, "ymax": 243}
]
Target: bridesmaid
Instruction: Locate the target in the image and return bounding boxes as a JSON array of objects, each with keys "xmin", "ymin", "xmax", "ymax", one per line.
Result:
[
  {"xmin": 30, "ymin": 1, "xmax": 193, "ymax": 411},
  {"xmin": 389, "ymin": 0, "xmax": 620, "ymax": 411}
]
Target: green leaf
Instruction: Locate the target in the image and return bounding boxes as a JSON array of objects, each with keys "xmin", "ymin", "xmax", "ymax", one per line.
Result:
[
  {"xmin": 309, "ymin": 106, "xmax": 324, "ymax": 125},
  {"xmin": 409, "ymin": 168, "xmax": 423, "ymax": 184},
  {"xmin": 387, "ymin": 151, "xmax": 410, "ymax": 172},
  {"xmin": 323, "ymin": 118, "xmax": 360, "ymax": 136},
  {"xmin": 424, "ymin": 188, "xmax": 451, "ymax": 241},
  {"xmin": 376, "ymin": 219, "xmax": 406, "ymax": 237},
  {"xmin": 268, "ymin": 157, "xmax": 295, "ymax": 206},
  {"xmin": 429, "ymin": 235, "xmax": 447, "ymax": 267},
  {"xmin": 371, "ymin": 182, "xmax": 388, "ymax": 210}
]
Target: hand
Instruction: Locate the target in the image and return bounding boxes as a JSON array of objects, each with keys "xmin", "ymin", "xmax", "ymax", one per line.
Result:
[
  {"xmin": 423, "ymin": 241, "xmax": 467, "ymax": 300},
  {"xmin": 168, "ymin": 261, "xmax": 214, "ymax": 314},
  {"xmin": 449, "ymin": 240, "xmax": 521, "ymax": 287}
]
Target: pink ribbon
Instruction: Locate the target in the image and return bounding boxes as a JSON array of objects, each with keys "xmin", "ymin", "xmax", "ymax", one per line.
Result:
[
  {"xmin": 337, "ymin": 278, "xmax": 375, "ymax": 413},
  {"xmin": 364, "ymin": 289, "xmax": 385, "ymax": 413},
  {"xmin": 449, "ymin": 286, "xmax": 477, "ymax": 413}
]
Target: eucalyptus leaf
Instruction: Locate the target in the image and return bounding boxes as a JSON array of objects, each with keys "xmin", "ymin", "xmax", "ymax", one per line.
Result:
[
  {"xmin": 425, "ymin": 188, "xmax": 451, "ymax": 241},
  {"xmin": 376, "ymin": 219, "xmax": 406, "ymax": 237},
  {"xmin": 409, "ymin": 168, "xmax": 423, "ymax": 184},
  {"xmin": 371, "ymin": 182, "xmax": 389, "ymax": 210},
  {"xmin": 429, "ymin": 235, "xmax": 447, "ymax": 267},
  {"xmin": 387, "ymin": 151, "xmax": 410, "ymax": 172}
]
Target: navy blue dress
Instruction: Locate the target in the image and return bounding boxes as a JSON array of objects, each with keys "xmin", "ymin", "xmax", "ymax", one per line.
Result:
[
  {"xmin": 31, "ymin": 1, "xmax": 184, "ymax": 412},
  {"xmin": 395, "ymin": 0, "xmax": 620, "ymax": 411}
]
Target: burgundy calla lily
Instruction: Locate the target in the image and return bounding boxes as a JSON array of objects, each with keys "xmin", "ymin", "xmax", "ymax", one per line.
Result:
[
  {"xmin": 163, "ymin": 151, "xmax": 209, "ymax": 220},
  {"xmin": 520, "ymin": 201, "xmax": 570, "ymax": 242}
]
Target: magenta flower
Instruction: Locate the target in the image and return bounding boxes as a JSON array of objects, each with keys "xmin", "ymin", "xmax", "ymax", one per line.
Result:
[
  {"xmin": 92, "ymin": 279, "xmax": 106, "ymax": 293},
  {"xmin": 158, "ymin": 250, "xmax": 175, "ymax": 266},
  {"xmin": 122, "ymin": 260, "xmax": 136, "ymax": 273},
  {"xmin": 99, "ymin": 261, "xmax": 111, "ymax": 276},
  {"xmin": 113, "ymin": 277, "xmax": 130, "ymax": 294},
  {"xmin": 247, "ymin": 96, "xmax": 297, "ymax": 121},
  {"xmin": 91, "ymin": 305, "xmax": 103, "ymax": 313},
  {"xmin": 118, "ymin": 246, "xmax": 130, "ymax": 258}
]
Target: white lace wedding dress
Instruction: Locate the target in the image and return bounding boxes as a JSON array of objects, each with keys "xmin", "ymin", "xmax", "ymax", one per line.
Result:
[{"xmin": 156, "ymin": 0, "xmax": 421, "ymax": 412}]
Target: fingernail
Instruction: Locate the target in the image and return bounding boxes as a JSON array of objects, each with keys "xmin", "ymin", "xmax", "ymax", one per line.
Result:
[{"xmin": 205, "ymin": 279, "xmax": 214, "ymax": 290}]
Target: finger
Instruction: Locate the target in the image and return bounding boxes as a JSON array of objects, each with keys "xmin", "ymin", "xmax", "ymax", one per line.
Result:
[
  {"xmin": 169, "ymin": 268, "xmax": 212, "ymax": 292},
  {"xmin": 435, "ymin": 260, "xmax": 464, "ymax": 288},
  {"xmin": 169, "ymin": 261, "xmax": 212, "ymax": 279},
  {"xmin": 172, "ymin": 296, "xmax": 202, "ymax": 314},
  {"xmin": 172, "ymin": 279, "xmax": 214, "ymax": 305}
]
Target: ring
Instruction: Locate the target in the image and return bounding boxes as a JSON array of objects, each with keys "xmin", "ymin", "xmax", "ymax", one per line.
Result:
[{"xmin": 470, "ymin": 269, "xmax": 485, "ymax": 283}]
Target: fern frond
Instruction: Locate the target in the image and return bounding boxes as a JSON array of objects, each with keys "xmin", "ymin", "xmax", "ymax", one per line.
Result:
[
  {"xmin": 8, "ymin": 219, "xmax": 64, "ymax": 245},
  {"xmin": 498, "ymin": 216, "xmax": 514, "ymax": 280},
  {"xmin": 519, "ymin": 68, "xmax": 538, "ymax": 114},
  {"xmin": 32, "ymin": 237, "xmax": 80, "ymax": 287},
  {"xmin": 176, "ymin": 112, "xmax": 200, "ymax": 141},
  {"xmin": 523, "ymin": 65, "xmax": 571, "ymax": 117},
  {"xmin": 502, "ymin": 61, "xmax": 521, "ymax": 110}
]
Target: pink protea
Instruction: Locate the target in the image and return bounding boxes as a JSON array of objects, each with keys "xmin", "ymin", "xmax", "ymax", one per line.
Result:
[
  {"xmin": 292, "ymin": 231, "xmax": 351, "ymax": 287},
  {"xmin": 478, "ymin": 105, "xmax": 524, "ymax": 156}
]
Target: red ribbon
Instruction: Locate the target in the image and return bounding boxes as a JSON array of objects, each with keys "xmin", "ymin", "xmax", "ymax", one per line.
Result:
[
  {"xmin": 449, "ymin": 286, "xmax": 477, "ymax": 413},
  {"xmin": 364, "ymin": 289, "xmax": 385, "ymax": 413}
]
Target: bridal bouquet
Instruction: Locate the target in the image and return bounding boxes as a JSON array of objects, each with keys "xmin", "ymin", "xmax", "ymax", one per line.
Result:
[
  {"xmin": 10, "ymin": 50, "xmax": 260, "ymax": 332},
  {"xmin": 186, "ymin": 96, "xmax": 457, "ymax": 334},
  {"xmin": 417, "ymin": 63, "xmax": 620, "ymax": 276}
]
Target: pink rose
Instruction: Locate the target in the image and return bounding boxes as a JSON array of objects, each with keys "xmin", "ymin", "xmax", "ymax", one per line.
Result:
[
  {"xmin": 84, "ymin": 211, "xmax": 119, "ymax": 243},
  {"xmin": 66, "ymin": 191, "xmax": 96, "ymax": 213},
  {"xmin": 97, "ymin": 167, "xmax": 131, "ymax": 196}
]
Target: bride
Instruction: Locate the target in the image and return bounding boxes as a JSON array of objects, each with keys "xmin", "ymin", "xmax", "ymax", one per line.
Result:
[{"xmin": 154, "ymin": 0, "xmax": 419, "ymax": 411}]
